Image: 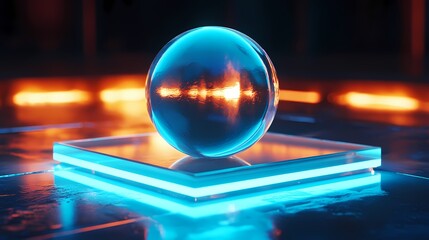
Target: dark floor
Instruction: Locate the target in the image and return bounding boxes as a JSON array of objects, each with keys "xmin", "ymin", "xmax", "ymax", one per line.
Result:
[{"xmin": 0, "ymin": 98, "xmax": 429, "ymax": 239}]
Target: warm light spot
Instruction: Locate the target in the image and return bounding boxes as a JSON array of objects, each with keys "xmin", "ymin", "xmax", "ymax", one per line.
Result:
[
  {"xmin": 13, "ymin": 90, "xmax": 90, "ymax": 106},
  {"xmin": 100, "ymin": 88, "xmax": 145, "ymax": 103},
  {"xmin": 188, "ymin": 88, "xmax": 199, "ymax": 98},
  {"xmin": 341, "ymin": 92, "xmax": 419, "ymax": 111},
  {"xmin": 199, "ymin": 89, "xmax": 207, "ymax": 101},
  {"xmin": 158, "ymin": 87, "xmax": 181, "ymax": 98},
  {"xmin": 209, "ymin": 82, "xmax": 241, "ymax": 101},
  {"xmin": 279, "ymin": 90, "xmax": 321, "ymax": 104},
  {"xmin": 210, "ymin": 89, "xmax": 224, "ymax": 98},
  {"xmin": 222, "ymin": 82, "xmax": 241, "ymax": 100},
  {"xmin": 243, "ymin": 89, "xmax": 256, "ymax": 98}
]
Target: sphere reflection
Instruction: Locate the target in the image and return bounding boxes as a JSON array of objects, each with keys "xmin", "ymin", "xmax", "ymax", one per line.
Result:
[
  {"xmin": 170, "ymin": 156, "xmax": 250, "ymax": 173},
  {"xmin": 146, "ymin": 26, "xmax": 278, "ymax": 158}
]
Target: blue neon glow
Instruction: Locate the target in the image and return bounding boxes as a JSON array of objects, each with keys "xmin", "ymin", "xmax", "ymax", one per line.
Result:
[
  {"xmin": 0, "ymin": 122, "xmax": 93, "ymax": 134},
  {"xmin": 54, "ymin": 152, "xmax": 380, "ymax": 198},
  {"xmin": 55, "ymin": 170, "xmax": 381, "ymax": 218},
  {"xmin": 277, "ymin": 114, "xmax": 316, "ymax": 123},
  {"xmin": 59, "ymin": 198, "xmax": 75, "ymax": 230}
]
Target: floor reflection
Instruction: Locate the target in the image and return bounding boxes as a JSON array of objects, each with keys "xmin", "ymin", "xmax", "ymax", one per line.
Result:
[
  {"xmin": 170, "ymin": 156, "xmax": 250, "ymax": 173},
  {"xmin": 147, "ymin": 210, "xmax": 273, "ymax": 240}
]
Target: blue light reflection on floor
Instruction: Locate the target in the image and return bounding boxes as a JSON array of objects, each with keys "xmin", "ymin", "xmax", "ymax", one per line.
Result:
[
  {"xmin": 0, "ymin": 122, "xmax": 94, "ymax": 134},
  {"xmin": 146, "ymin": 210, "xmax": 274, "ymax": 240},
  {"xmin": 59, "ymin": 197, "xmax": 75, "ymax": 230},
  {"xmin": 277, "ymin": 114, "xmax": 316, "ymax": 123},
  {"xmin": 54, "ymin": 152, "xmax": 381, "ymax": 199},
  {"xmin": 54, "ymin": 170, "xmax": 382, "ymax": 219}
]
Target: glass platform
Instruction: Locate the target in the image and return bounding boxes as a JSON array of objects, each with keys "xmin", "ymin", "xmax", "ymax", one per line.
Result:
[
  {"xmin": 54, "ymin": 169, "xmax": 382, "ymax": 219},
  {"xmin": 53, "ymin": 132, "xmax": 381, "ymax": 202}
]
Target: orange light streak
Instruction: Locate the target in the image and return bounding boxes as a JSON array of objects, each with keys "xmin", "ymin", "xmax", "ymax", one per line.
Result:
[
  {"xmin": 187, "ymin": 87, "xmax": 199, "ymax": 98},
  {"xmin": 30, "ymin": 217, "xmax": 146, "ymax": 240},
  {"xmin": 199, "ymin": 88, "xmax": 207, "ymax": 101},
  {"xmin": 208, "ymin": 82, "xmax": 241, "ymax": 101},
  {"xmin": 222, "ymin": 82, "xmax": 241, "ymax": 100},
  {"xmin": 340, "ymin": 92, "xmax": 419, "ymax": 111},
  {"xmin": 100, "ymin": 88, "xmax": 145, "ymax": 103},
  {"xmin": 157, "ymin": 87, "xmax": 321, "ymax": 104},
  {"xmin": 13, "ymin": 90, "xmax": 90, "ymax": 106},
  {"xmin": 157, "ymin": 87, "xmax": 181, "ymax": 98},
  {"xmin": 243, "ymin": 89, "xmax": 256, "ymax": 98},
  {"xmin": 156, "ymin": 62, "xmax": 257, "ymax": 103},
  {"xmin": 279, "ymin": 90, "xmax": 320, "ymax": 104},
  {"xmin": 157, "ymin": 82, "xmax": 250, "ymax": 101}
]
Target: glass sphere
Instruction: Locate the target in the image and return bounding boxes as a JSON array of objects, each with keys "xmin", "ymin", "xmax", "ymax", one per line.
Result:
[{"xmin": 146, "ymin": 26, "xmax": 278, "ymax": 158}]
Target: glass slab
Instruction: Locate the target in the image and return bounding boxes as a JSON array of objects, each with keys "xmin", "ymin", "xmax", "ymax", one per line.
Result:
[
  {"xmin": 53, "ymin": 132, "xmax": 381, "ymax": 201},
  {"xmin": 54, "ymin": 169, "xmax": 382, "ymax": 219}
]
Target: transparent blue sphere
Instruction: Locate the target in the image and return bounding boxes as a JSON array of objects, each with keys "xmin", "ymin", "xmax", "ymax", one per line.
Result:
[{"xmin": 146, "ymin": 26, "xmax": 278, "ymax": 158}]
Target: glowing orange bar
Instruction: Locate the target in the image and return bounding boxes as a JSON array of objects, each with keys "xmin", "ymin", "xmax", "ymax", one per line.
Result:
[
  {"xmin": 279, "ymin": 90, "xmax": 321, "ymax": 104},
  {"xmin": 13, "ymin": 90, "xmax": 90, "ymax": 106},
  {"xmin": 341, "ymin": 92, "xmax": 419, "ymax": 111},
  {"xmin": 209, "ymin": 82, "xmax": 241, "ymax": 101},
  {"xmin": 100, "ymin": 88, "xmax": 146, "ymax": 103},
  {"xmin": 188, "ymin": 88, "xmax": 199, "ymax": 98},
  {"xmin": 243, "ymin": 89, "xmax": 255, "ymax": 97},
  {"xmin": 157, "ymin": 87, "xmax": 181, "ymax": 98}
]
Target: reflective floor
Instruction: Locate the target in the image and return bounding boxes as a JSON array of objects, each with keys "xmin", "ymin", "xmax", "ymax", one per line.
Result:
[{"xmin": 1, "ymin": 101, "xmax": 429, "ymax": 239}]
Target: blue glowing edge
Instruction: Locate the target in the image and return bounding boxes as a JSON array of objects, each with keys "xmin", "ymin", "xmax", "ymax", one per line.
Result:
[
  {"xmin": 54, "ymin": 170, "xmax": 382, "ymax": 218},
  {"xmin": 53, "ymin": 133, "xmax": 381, "ymax": 202}
]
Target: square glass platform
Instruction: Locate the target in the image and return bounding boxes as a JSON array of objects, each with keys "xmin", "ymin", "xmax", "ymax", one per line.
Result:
[{"xmin": 53, "ymin": 132, "xmax": 381, "ymax": 202}]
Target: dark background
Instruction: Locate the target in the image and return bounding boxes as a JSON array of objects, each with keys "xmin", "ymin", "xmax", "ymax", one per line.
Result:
[
  {"xmin": 1, "ymin": 2, "xmax": 429, "ymax": 239},
  {"xmin": 0, "ymin": 0, "xmax": 427, "ymax": 81}
]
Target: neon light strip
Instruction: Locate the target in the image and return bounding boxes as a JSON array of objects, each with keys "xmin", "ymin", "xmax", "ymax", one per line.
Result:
[
  {"xmin": 55, "ymin": 170, "xmax": 190, "ymax": 213},
  {"xmin": 54, "ymin": 153, "xmax": 380, "ymax": 198},
  {"xmin": 55, "ymin": 170, "xmax": 381, "ymax": 218}
]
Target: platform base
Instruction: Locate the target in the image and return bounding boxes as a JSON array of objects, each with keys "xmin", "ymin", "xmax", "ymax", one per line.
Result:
[{"xmin": 53, "ymin": 132, "xmax": 381, "ymax": 202}]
